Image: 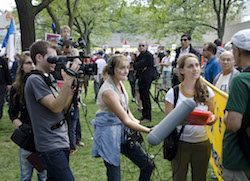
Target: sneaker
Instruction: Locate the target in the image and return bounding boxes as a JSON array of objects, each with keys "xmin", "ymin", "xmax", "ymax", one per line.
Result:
[
  {"xmin": 70, "ymin": 149, "xmax": 78, "ymax": 156},
  {"xmin": 76, "ymin": 141, "xmax": 85, "ymax": 147},
  {"xmin": 140, "ymin": 119, "xmax": 151, "ymax": 123}
]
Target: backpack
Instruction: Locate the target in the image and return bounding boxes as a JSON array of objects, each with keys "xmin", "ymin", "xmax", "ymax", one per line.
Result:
[{"xmin": 163, "ymin": 85, "xmax": 185, "ymax": 161}]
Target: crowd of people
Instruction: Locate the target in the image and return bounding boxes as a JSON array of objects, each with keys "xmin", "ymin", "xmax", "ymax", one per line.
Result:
[{"xmin": 0, "ymin": 27, "xmax": 250, "ymax": 181}]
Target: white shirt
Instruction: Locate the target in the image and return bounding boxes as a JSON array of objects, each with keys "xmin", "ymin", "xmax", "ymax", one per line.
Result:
[
  {"xmin": 165, "ymin": 86, "xmax": 214, "ymax": 143},
  {"xmin": 95, "ymin": 58, "xmax": 106, "ymax": 82},
  {"xmin": 215, "ymin": 73, "xmax": 231, "ymax": 94},
  {"xmin": 178, "ymin": 45, "xmax": 190, "ymax": 59},
  {"xmin": 162, "ymin": 56, "xmax": 172, "ymax": 71},
  {"xmin": 126, "ymin": 55, "xmax": 131, "ymax": 63}
]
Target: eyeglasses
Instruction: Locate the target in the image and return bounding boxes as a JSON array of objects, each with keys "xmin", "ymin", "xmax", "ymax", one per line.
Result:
[
  {"xmin": 139, "ymin": 45, "xmax": 145, "ymax": 47},
  {"xmin": 180, "ymin": 39, "xmax": 188, "ymax": 42},
  {"xmin": 24, "ymin": 61, "xmax": 34, "ymax": 65},
  {"xmin": 202, "ymin": 49, "xmax": 207, "ymax": 52}
]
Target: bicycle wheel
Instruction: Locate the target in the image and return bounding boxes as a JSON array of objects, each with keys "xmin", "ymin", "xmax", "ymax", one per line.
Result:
[{"xmin": 156, "ymin": 89, "xmax": 168, "ymax": 112}]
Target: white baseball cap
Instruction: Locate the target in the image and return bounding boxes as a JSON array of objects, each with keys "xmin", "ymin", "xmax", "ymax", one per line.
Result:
[{"xmin": 231, "ymin": 29, "xmax": 250, "ymax": 51}]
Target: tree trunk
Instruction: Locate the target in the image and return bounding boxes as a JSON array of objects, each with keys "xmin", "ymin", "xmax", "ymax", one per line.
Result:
[
  {"xmin": 15, "ymin": 0, "xmax": 54, "ymax": 51},
  {"xmin": 86, "ymin": 36, "xmax": 91, "ymax": 54},
  {"xmin": 46, "ymin": 6, "xmax": 61, "ymax": 34},
  {"xmin": 15, "ymin": 0, "xmax": 35, "ymax": 51}
]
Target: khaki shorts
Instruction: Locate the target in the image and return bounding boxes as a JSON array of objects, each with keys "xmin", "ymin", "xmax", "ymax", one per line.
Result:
[{"xmin": 83, "ymin": 75, "xmax": 89, "ymax": 87}]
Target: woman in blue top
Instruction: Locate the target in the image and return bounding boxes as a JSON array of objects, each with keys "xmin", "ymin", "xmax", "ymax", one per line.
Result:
[{"xmin": 92, "ymin": 54, "xmax": 155, "ymax": 181}]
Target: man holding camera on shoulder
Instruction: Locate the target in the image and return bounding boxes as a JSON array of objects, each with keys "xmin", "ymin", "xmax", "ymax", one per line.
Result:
[{"xmin": 24, "ymin": 40, "xmax": 80, "ymax": 181}]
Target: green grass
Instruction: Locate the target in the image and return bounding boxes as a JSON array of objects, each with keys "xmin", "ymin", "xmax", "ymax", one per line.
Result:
[{"xmin": 0, "ymin": 80, "xmax": 217, "ymax": 181}]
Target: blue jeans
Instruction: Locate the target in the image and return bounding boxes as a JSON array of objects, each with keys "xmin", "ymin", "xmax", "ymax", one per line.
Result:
[
  {"xmin": 104, "ymin": 142, "xmax": 155, "ymax": 181},
  {"xmin": 66, "ymin": 110, "xmax": 79, "ymax": 150},
  {"xmin": 162, "ymin": 70, "xmax": 172, "ymax": 88},
  {"xmin": 76, "ymin": 119, "xmax": 82, "ymax": 142},
  {"xmin": 19, "ymin": 148, "xmax": 47, "ymax": 181},
  {"xmin": 37, "ymin": 148, "xmax": 74, "ymax": 181}
]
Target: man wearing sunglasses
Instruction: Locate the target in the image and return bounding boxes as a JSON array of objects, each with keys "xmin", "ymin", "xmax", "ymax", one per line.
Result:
[
  {"xmin": 172, "ymin": 34, "xmax": 201, "ymax": 87},
  {"xmin": 134, "ymin": 40, "xmax": 154, "ymax": 123}
]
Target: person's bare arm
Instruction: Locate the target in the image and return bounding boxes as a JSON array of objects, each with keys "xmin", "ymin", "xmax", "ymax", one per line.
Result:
[
  {"xmin": 206, "ymin": 97, "xmax": 217, "ymax": 125},
  {"xmin": 160, "ymin": 62, "xmax": 171, "ymax": 67},
  {"xmin": 224, "ymin": 110, "xmax": 243, "ymax": 133},
  {"xmin": 13, "ymin": 119, "xmax": 22, "ymax": 128},
  {"xmin": 102, "ymin": 90, "xmax": 150, "ymax": 133},
  {"xmin": 127, "ymin": 109, "xmax": 140, "ymax": 124},
  {"xmin": 165, "ymin": 101, "xmax": 174, "ymax": 117}
]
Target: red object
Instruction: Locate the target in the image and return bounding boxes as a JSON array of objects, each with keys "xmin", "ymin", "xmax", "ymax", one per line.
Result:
[
  {"xmin": 26, "ymin": 152, "xmax": 45, "ymax": 172},
  {"xmin": 57, "ymin": 82, "xmax": 63, "ymax": 89},
  {"xmin": 201, "ymin": 56, "xmax": 204, "ymax": 66},
  {"xmin": 185, "ymin": 109, "xmax": 213, "ymax": 125},
  {"xmin": 221, "ymin": 42, "xmax": 224, "ymax": 48},
  {"xmin": 124, "ymin": 40, "xmax": 127, "ymax": 45}
]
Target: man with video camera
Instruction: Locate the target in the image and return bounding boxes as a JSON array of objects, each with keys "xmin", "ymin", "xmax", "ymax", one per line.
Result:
[{"xmin": 24, "ymin": 40, "xmax": 79, "ymax": 181}]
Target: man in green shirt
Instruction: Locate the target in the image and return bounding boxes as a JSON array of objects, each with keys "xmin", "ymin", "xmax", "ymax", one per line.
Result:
[{"xmin": 223, "ymin": 29, "xmax": 250, "ymax": 181}]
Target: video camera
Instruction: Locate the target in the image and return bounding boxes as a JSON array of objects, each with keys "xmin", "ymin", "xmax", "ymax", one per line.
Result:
[
  {"xmin": 58, "ymin": 37, "xmax": 86, "ymax": 49},
  {"xmin": 47, "ymin": 55, "xmax": 97, "ymax": 78},
  {"xmin": 73, "ymin": 37, "xmax": 86, "ymax": 49}
]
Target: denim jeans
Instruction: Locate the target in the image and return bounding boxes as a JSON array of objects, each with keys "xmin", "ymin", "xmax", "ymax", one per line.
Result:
[
  {"xmin": 104, "ymin": 142, "xmax": 155, "ymax": 181},
  {"xmin": 162, "ymin": 70, "xmax": 172, "ymax": 88},
  {"xmin": 66, "ymin": 110, "xmax": 79, "ymax": 150},
  {"xmin": 37, "ymin": 148, "xmax": 74, "ymax": 181},
  {"xmin": 76, "ymin": 119, "xmax": 82, "ymax": 142},
  {"xmin": 19, "ymin": 147, "xmax": 47, "ymax": 181}
]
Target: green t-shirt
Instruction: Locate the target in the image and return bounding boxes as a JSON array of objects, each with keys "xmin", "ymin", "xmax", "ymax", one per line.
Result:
[{"xmin": 223, "ymin": 67, "xmax": 250, "ymax": 170}]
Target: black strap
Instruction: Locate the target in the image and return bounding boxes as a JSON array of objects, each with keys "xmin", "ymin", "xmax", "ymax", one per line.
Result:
[
  {"xmin": 24, "ymin": 70, "xmax": 58, "ymax": 92},
  {"xmin": 173, "ymin": 85, "xmax": 179, "ymax": 108},
  {"xmin": 173, "ymin": 85, "xmax": 185, "ymax": 135}
]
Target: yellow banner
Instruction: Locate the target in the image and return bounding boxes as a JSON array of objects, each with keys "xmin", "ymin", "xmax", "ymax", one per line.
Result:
[{"xmin": 201, "ymin": 77, "xmax": 227, "ymax": 181}]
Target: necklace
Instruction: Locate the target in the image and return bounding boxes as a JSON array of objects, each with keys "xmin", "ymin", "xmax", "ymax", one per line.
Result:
[{"xmin": 180, "ymin": 84, "xmax": 195, "ymax": 98}]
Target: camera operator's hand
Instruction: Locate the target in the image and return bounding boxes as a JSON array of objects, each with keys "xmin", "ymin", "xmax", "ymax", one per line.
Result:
[
  {"xmin": 61, "ymin": 61, "xmax": 80, "ymax": 86},
  {"xmin": 73, "ymin": 58, "xmax": 81, "ymax": 64}
]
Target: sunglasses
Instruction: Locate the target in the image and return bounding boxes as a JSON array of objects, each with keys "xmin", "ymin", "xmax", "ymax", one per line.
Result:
[
  {"xmin": 139, "ymin": 45, "xmax": 145, "ymax": 47},
  {"xmin": 180, "ymin": 39, "xmax": 188, "ymax": 42}
]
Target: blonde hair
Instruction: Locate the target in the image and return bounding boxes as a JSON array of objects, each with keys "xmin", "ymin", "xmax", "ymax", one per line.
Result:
[
  {"xmin": 178, "ymin": 53, "xmax": 209, "ymax": 104},
  {"xmin": 60, "ymin": 25, "xmax": 71, "ymax": 33},
  {"xmin": 102, "ymin": 54, "xmax": 128, "ymax": 78}
]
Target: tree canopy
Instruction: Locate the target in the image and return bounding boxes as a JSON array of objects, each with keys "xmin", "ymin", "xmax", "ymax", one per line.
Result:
[{"xmin": 13, "ymin": 0, "xmax": 244, "ymax": 51}]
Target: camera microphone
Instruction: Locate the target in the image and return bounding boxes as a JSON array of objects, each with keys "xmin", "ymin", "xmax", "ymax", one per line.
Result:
[
  {"xmin": 47, "ymin": 56, "xmax": 68, "ymax": 64},
  {"xmin": 147, "ymin": 99, "xmax": 196, "ymax": 146}
]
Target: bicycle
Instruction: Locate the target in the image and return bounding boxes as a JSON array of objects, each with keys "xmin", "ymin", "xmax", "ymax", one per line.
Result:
[{"xmin": 149, "ymin": 78, "xmax": 169, "ymax": 112}]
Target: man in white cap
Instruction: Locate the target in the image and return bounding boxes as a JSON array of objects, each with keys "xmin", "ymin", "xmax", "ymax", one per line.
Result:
[{"xmin": 223, "ymin": 29, "xmax": 250, "ymax": 181}]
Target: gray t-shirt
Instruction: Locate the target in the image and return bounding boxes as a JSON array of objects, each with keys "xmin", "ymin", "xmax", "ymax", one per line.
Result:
[{"xmin": 24, "ymin": 74, "xmax": 69, "ymax": 152}]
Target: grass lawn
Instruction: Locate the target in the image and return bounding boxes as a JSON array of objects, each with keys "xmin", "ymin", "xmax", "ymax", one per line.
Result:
[{"xmin": 0, "ymin": 80, "xmax": 217, "ymax": 181}]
